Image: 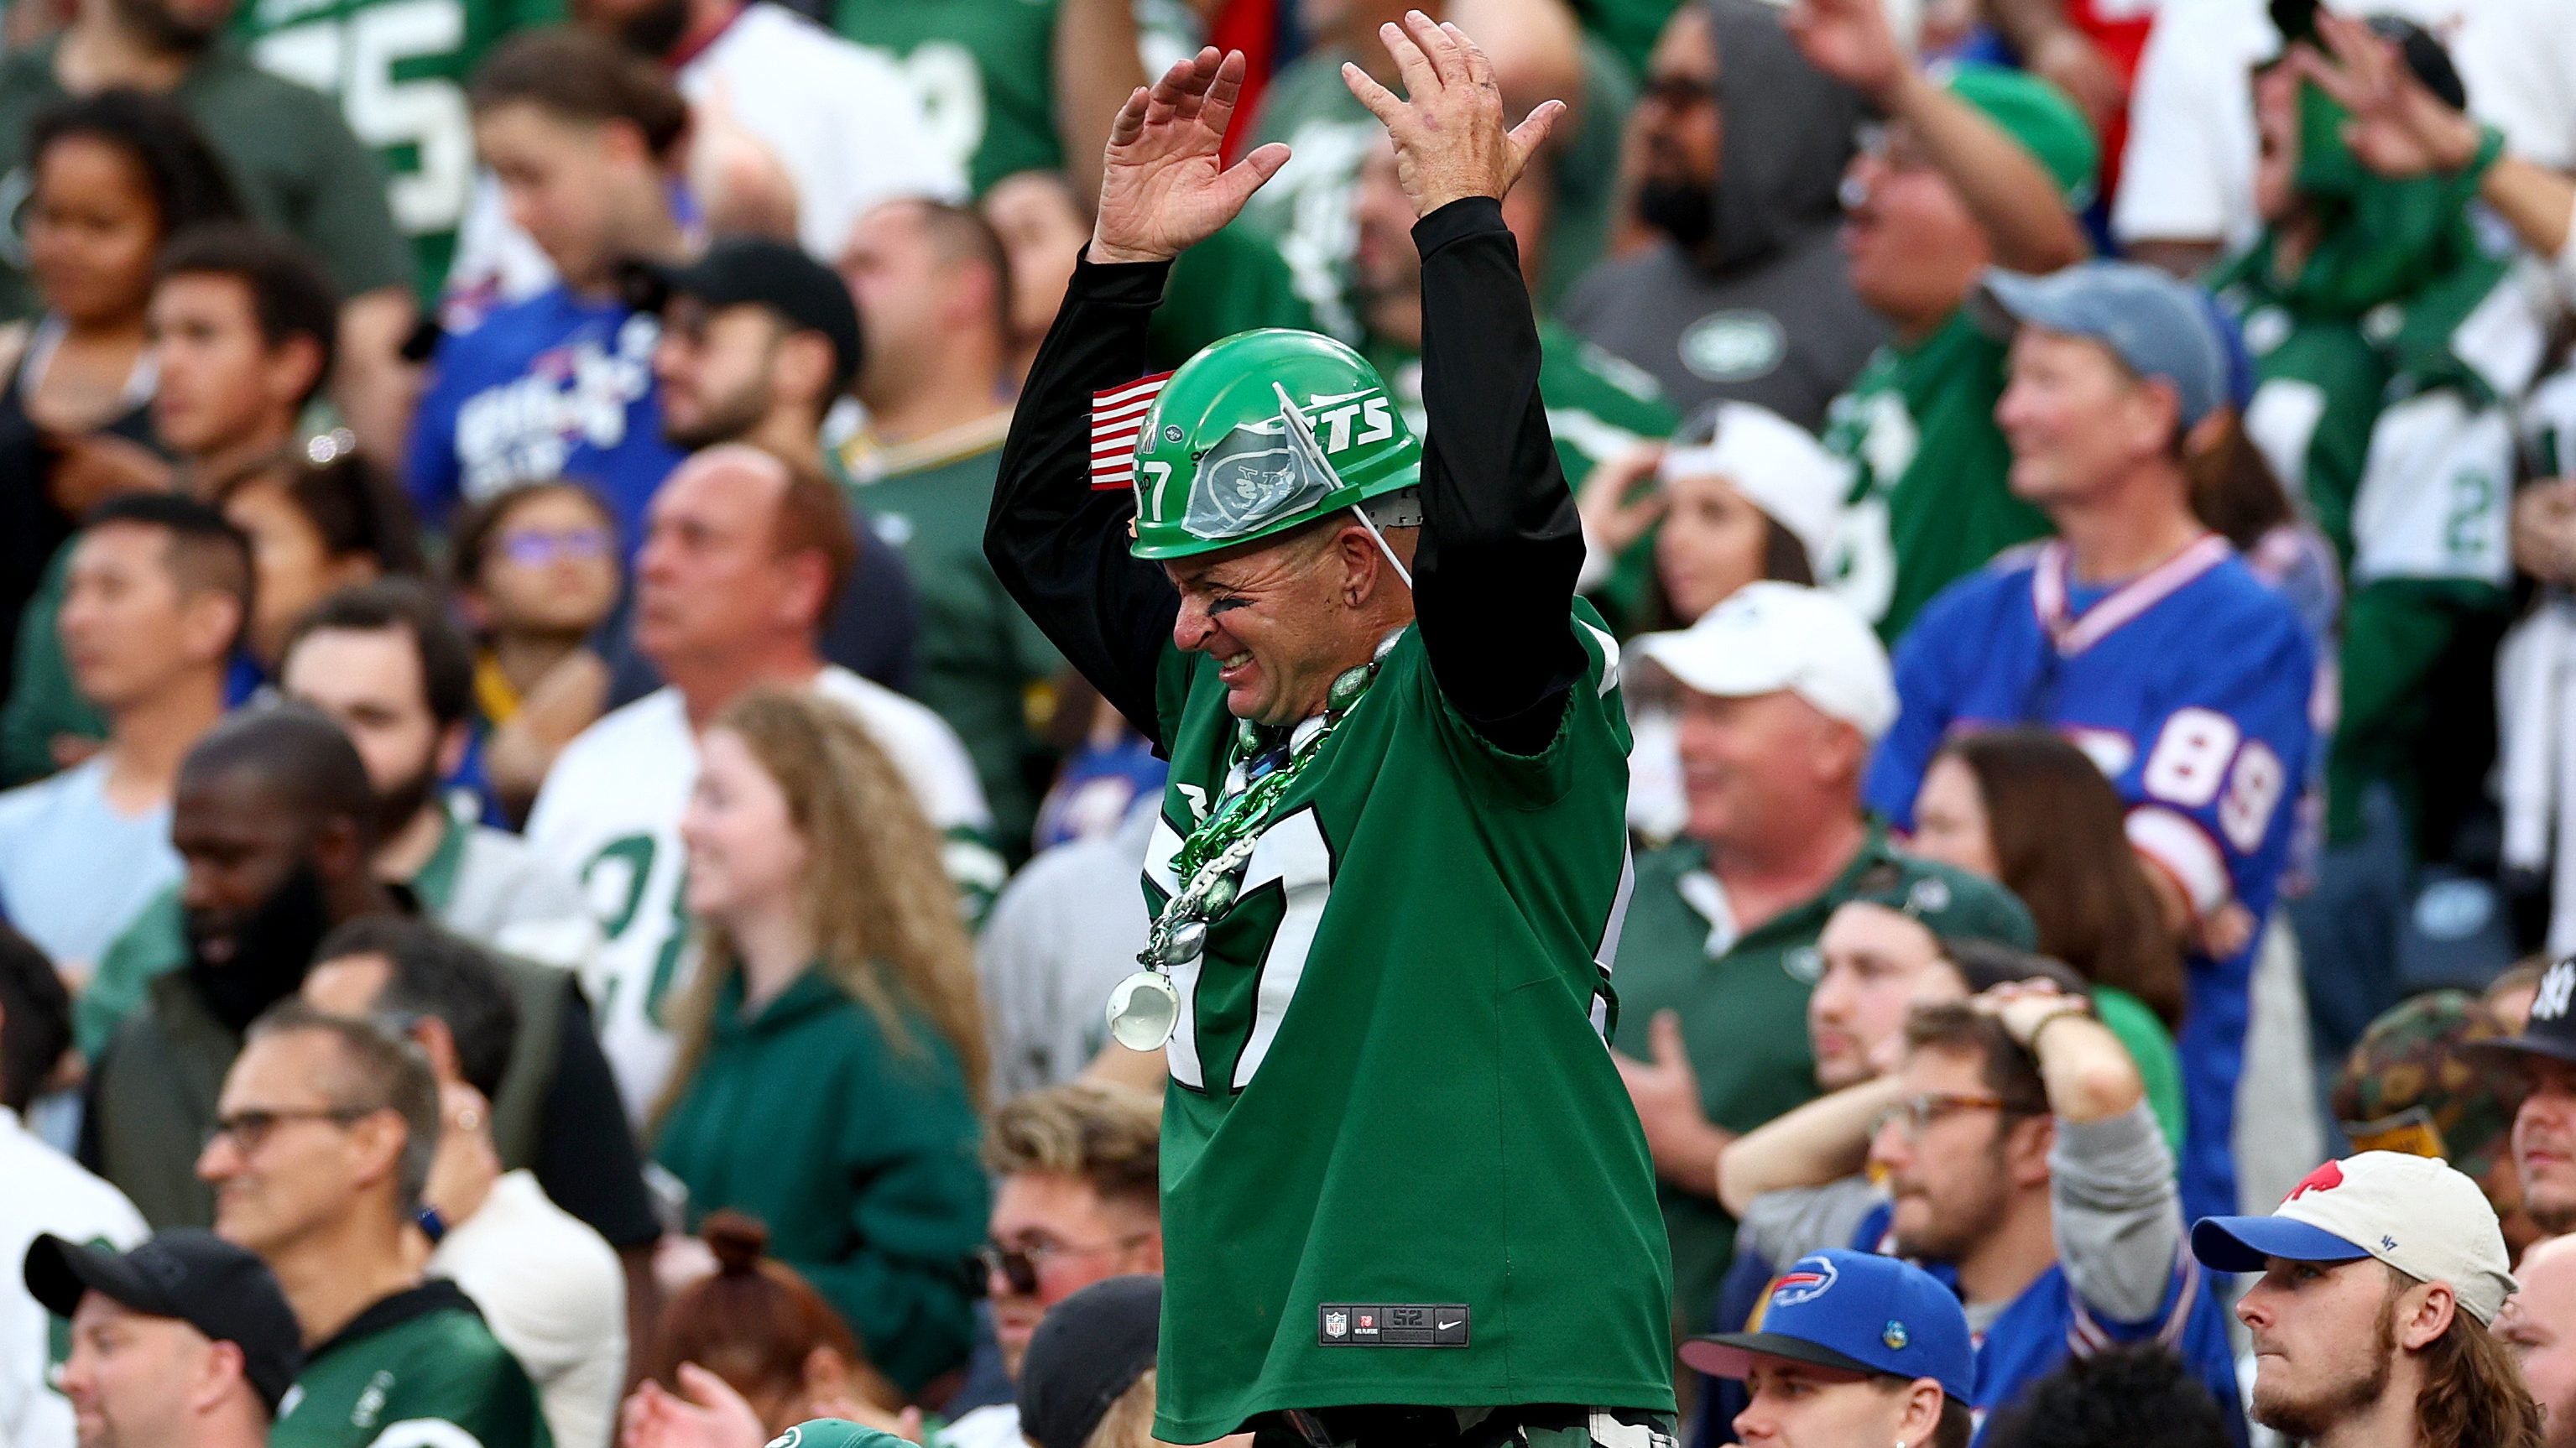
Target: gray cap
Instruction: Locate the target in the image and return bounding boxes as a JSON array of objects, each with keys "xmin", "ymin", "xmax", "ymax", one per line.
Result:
[{"xmin": 1972, "ymin": 261, "xmax": 2230, "ymax": 430}]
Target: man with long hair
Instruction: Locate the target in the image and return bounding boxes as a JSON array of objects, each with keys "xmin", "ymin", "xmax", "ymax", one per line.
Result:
[{"xmin": 2192, "ymin": 1151, "xmax": 2542, "ymax": 1448}]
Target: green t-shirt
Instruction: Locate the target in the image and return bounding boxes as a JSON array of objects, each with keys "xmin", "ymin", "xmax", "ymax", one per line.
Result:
[
  {"xmin": 655, "ymin": 969, "xmax": 988, "ymax": 1395},
  {"xmin": 1370, "ymin": 315, "xmax": 1676, "ymax": 488},
  {"xmin": 1148, "ymin": 224, "xmax": 1317, "ymax": 371},
  {"xmin": 272, "ymin": 1282, "xmax": 550, "ymax": 1448},
  {"xmin": 1570, "ymin": 0, "xmax": 1680, "ymax": 80},
  {"xmin": 1817, "ymin": 307, "xmax": 2049, "ymax": 642},
  {"xmin": 230, "ymin": 0, "xmax": 556, "ymax": 299},
  {"xmin": 853, "ymin": 428, "xmax": 1065, "ymax": 858},
  {"xmin": 2094, "ymin": 985, "xmax": 2186, "ymax": 1154},
  {"xmin": 1143, "ymin": 611, "xmax": 1673, "ymax": 1441},
  {"xmin": 0, "ymin": 40, "xmax": 412, "ymax": 320},
  {"xmin": 834, "ymin": 0, "xmax": 1058, "ymax": 193}
]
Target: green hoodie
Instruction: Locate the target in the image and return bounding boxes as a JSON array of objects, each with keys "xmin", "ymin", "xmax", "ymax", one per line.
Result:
[
  {"xmin": 2214, "ymin": 83, "xmax": 2538, "ymax": 846},
  {"xmin": 654, "ymin": 968, "xmax": 988, "ymax": 1393}
]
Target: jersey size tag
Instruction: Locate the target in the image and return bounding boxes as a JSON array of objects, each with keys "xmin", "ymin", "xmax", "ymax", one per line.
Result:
[{"xmin": 1317, "ymin": 1304, "xmax": 1469, "ymax": 1346}]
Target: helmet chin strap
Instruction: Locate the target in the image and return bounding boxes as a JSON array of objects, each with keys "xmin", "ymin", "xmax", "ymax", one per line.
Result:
[{"xmin": 1272, "ymin": 381, "xmax": 1415, "ymax": 590}]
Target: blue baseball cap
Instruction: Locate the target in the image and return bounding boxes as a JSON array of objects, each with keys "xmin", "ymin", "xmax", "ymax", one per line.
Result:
[
  {"xmin": 1679, "ymin": 1249, "xmax": 1974, "ymax": 1401},
  {"xmin": 1971, "ymin": 260, "xmax": 2232, "ymax": 430}
]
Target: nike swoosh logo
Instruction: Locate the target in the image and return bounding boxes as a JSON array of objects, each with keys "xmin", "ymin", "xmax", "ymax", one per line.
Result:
[{"xmin": 1437, "ymin": 1320, "xmax": 1462, "ymax": 1331}]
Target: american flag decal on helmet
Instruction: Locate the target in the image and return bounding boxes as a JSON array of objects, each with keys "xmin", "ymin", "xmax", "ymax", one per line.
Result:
[{"xmin": 1091, "ymin": 372, "xmax": 1173, "ymax": 492}]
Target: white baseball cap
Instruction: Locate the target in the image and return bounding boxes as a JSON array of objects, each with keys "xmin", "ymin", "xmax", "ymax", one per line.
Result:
[
  {"xmin": 1631, "ymin": 582, "xmax": 1898, "ymax": 742},
  {"xmin": 1658, "ymin": 403, "xmax": 1853, "ymax": 577},
  {"xmin": 2190, "ymin": 1151, "xmax": 2517, "ymax": 1325}
]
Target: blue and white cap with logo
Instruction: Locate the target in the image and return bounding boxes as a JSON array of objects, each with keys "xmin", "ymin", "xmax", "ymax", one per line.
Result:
[
  {"xmin": 1679, "ymin": 1248, "xmax": 1974, "ymax": 1400},
  {"xmin": 2190, "ymin": 1151, "xmax": 2517, "ymax": 1325}
]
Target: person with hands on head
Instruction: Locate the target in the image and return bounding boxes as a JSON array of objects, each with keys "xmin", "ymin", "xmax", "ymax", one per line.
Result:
[
  {"xmin": 2191, "ymin": 1151, "xmax": 2540, "ymax": 1448},
  {"xmin": 986, "ymin": 20, "xmax": 1676, "ymax": 1447}
]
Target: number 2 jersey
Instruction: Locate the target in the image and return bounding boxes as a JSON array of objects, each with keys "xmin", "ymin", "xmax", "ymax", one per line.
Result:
[{"xmin": 1862, "ymin": 537, "xmax": 2319, "ymax": 1225}]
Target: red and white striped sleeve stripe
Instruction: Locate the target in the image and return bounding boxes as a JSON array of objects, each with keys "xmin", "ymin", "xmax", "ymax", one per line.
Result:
[{"xmin": 1090, "ymin": 372, "xmax": 1173, "ymax": 492}]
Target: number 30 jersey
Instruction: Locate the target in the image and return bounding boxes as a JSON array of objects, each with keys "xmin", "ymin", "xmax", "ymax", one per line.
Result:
[
  {"xmin": 1862, "ymin": 537, "xmax": 2319, "ymax": 1223},
  {"xmin": 1139, "ymin": 609, "xmax": 1674, "ymax": 1444},
  {"xmin": 234, "ymin": 0, "xmax": 553, "ymax": 296}
]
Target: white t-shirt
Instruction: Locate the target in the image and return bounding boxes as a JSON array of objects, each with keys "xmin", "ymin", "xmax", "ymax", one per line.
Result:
[
  {"xmin": 0, "ymin": 1108, "xmax": 148, "ymax": 1448},
  {"xmin": 940, "ymin": 1403, "xmax": 1023, "ymax": 1448},
  {"xmin": 430, "ymin": 1170, "xmax": 625, "ymax": 1448},
  {"xmin": 974, "ymin": 805, "xmax": 1151, "ymax": 1101},
  {"xmin": 0, "ymin": 758, "xmax": 180, "ymax": 983},
  {"xmin": 525, "ymin": 666, "xmax": 992, "ymax": 1119}
]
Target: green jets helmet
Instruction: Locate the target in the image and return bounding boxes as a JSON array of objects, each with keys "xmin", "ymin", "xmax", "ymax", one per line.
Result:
[{"xmin": 1128, "ymin": 329, "xmax": 1422, "ymax": 560}]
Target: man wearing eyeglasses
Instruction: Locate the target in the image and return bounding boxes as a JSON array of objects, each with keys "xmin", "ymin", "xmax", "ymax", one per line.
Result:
[
  {"xmin": 1722, "ymin": 985, "xmax": 2246, "ymax": 1441},
  {"xmin": 197, "ymin": 1003, "xmax": 548, "ymax": 1448}
]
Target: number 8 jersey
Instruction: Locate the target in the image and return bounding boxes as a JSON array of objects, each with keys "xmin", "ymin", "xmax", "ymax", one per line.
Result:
[{"xmin": 1862, "ymin": 536, "xmax": 2320, "ymax": 1225}]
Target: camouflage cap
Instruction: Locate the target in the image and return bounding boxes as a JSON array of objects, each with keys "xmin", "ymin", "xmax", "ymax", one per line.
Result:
[{"xmin": 2331, "ymin": 990, "xmax": 2521, "ymax": 1180}]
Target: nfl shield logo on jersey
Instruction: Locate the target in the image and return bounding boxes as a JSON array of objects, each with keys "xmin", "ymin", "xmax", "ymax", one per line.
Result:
[{"xmin": 1325, "ymin": 1310, "xmax": 1348, "ymax": 1340}]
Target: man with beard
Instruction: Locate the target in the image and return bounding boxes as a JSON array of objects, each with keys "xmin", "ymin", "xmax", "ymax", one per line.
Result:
[
  {"xmin": 1732, "ymin": 987, "xmax": 2246, "ymax": 1438},
  {"xmin": 2497, "ymin": 1232, "xmax": 2576, "ymax": 1448},
  {"xmin": 1561, "ymin": 0, "xmax": 1885, "ymax": 428},
  {"xmin": 2193, "ymin": 1152, "xmax": 2540, "ymax": 1448},
  {"xmin": 0, "ymin": 0, "xmax": 415, "ymax": 456},
  {"xmin": 80, "ymin": 703, "xmax": 398, "ymax": 1227}
]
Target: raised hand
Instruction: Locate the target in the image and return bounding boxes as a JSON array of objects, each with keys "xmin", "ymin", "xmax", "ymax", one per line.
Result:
[
  {"xmin": 1090, "ymin": 48, "xmax": 1291, "ymax": 265},
  {"xmin": 2289, "ymin": 12, "xmax": 2483, "ymax": 178},
  {"xmin": 1341, "ymin": 11, "xmax": 1563, "ymax": 218},
  {"xmin": 1783, "ymin": 0, "xmax": 1910, "ymax": 105}
]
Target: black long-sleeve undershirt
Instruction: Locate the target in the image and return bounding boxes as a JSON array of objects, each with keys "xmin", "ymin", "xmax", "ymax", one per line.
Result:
[{"xmin": 985, "ymin": 196, "xmax": 1584, "ymax": 758}]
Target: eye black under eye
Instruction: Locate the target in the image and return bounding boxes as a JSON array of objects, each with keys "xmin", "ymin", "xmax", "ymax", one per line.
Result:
[{"xmin": 1208, "ymin": 596, "xmax": 1251, "ymax": 616}]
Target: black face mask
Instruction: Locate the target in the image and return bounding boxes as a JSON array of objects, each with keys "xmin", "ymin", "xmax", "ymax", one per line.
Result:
[
  {"xmin": 1638, "ymin": 178, "xmax": 1718, "ymax": 256},
  {"xmin": 186, "ymin": 865, "xmax": 332, "ymax": 1034}
]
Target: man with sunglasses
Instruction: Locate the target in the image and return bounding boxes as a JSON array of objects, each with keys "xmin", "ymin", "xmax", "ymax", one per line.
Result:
[
  {"xmin": 1724, "ymin": 985, "xmax": 2246, "ymax": 1441},
  {"xmin": 198, "ymin": 1003, "xmax": 545, "ymax": 1448}
]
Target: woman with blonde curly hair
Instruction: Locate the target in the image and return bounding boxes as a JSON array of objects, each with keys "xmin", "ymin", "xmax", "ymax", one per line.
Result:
[{"xmin": 652, "ymin": 686, "xmax": 991, "ymax": 1402}]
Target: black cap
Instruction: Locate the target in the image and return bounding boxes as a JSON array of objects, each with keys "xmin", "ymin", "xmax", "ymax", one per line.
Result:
[
  {"xmin": 621, "ymin": 237, "xmax": 864, "ymax": 394},
  {"xmin": 1016, "ymin": 1275, "xmax": 1160, "ymax": 1448},
  {"xmin": 24, "ymin": 1231, "xmax": 305, "ymax": 1414},
  {"xmin": 2468, "ymin": 958, "xmax": 2576, "ymax": 1069}
]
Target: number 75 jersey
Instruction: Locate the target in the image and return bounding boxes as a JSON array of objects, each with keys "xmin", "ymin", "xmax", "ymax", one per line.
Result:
[{"xmin": 235, "ymin": 0, "xmax": 550, "ymax": 295}]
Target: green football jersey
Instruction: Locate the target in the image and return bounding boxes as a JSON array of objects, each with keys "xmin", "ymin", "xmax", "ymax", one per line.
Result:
[
  {"xmin": 1817, "ymin": 307, "xmax": 2049, "ymax": 642},
  {"xmin": 1142, "ymin": 609, "xmax": 1675, "ymax": 1442},
  {"xmin": 834, "ymin": 0, "xmax": 1058, "ymax": 194},
  {"xmin": 231, "ymin": 0, "xmax": 549, "ymax": 299},
  {"xmin": 1369, "ymin": 317, "xmax": 1676, "ymax": 489},
  {"xmin": 273, "ymin": 1283, "xmax": 550, "ymax": 1448}
]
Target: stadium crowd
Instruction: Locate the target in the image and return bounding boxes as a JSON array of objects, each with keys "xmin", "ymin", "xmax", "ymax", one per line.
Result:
[{"xmin": 0, "ymin": 0, "xmax": 2573, "ymax": 1442}]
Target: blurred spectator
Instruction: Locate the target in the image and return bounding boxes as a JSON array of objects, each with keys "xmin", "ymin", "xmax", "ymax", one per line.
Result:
[
  {"xmin": 1782, "ymin": 0, "xmax": 2094, "ymax": 639},
  {"xmin": 2193, "ymin": 1151, "xmax": 2536, "ymax": 1447},
  {"xmin": 2503, "ymin": 378, "xmax": 2576, "ymax": 960},
  {"xmin": 213, "ymin": 448, "xmax": 424, "ymax": 671},
  {"xmin": 80, "ymin": 705, "xmax": 395, "ymax": 1225},
  {"xmin": 973, "ymin": 167, "xmax": 1312, "ymax": 379},
  {"xmin": 1, "ymin": 224, "xmax": 336, "ymax": 781},
  {"xmin": 1803, "ymin": 878, "xmax": 2042, "ymax": 1094},
  {"xmin": 408, "ymin": 30, "xmax": 691, "ymax": 550},
  {"xmin": 837, "ymin": 199, "xmax": 1064, "ymax": 854},
  {"xmin": 0, "ymin": 91, "xmax": 240, "ymax": 690},
  {"xmin": 0, "ymin": 927, "xmax": 148, "ymax": 1448},
  {"xmin": 1015, "ymin": 1275, "xmax": 1161, "ymax": 1448},
  {"xmin": 0, "ymin": 497, "xmax": 245, "ymax": 982},
  {"xmin": 975, "ymin": 809, "xmax": 1155, "ymax": 1099},
  {"xmin": 198, "ymin": 1004, "xmax": 548, "ymax": 1448},
  {"xmin": 2476, "ymin": 960, "xmax": 2576, "ymax": 1240},
  {"xmin": 959, "ymin": 1081, "xmax": 1163, "ymax": 1446},
  {"xmin": 650, "ymin": 686, "xmax": 988, "ymax": 1396},
  {"xmin": 2496, "ymin": 1232, "xmax": 2576, "ymax": 1446},
  {"xmin": 447, "ymin": 482, "xmax": 624, "ymax": 826},
  {"xmin": 524, "ymin": 445, "xmax": 991, "ymax": 1120},
  {"xmin": 1903, "ymin": 728, "xmax": 2189, "ymax": 1142},
  {"xmin": 1979, "ymin": 1343, "xmax": 2235, "ymax": 1448},
  {"xmin": 635, "ymin": 1213, "xmax": 895, "ymax": 1434},
  {"xmin": 300, "ymin": 917, "xmax": 627, "ymax": 1448},
  {"xmin": 2332, "ymin": 990, "xmax": 2535, "ymax": 1259},
  {"xmin": 1681, "ymin": 1247, "xmax": 1973, "ymax": 1448},
  {"xmin": 1235, "ymin": 0, "xmax": 1630, "ymax": 326},
  {"xmin": 1563, "ymin": 0, "xmax": 1884, "ymax": 428},
  {"xmin": 0, "ymin": 0, "xmax": 415, "ymax": 458},
  {"xmin": 279, "ymin": 580, "xmax": 597, "ymax": 971},
  {"xmin": 1352, "ymin": 132, "xmax": 1676, "ymax": 510},
  {"xmin": 2215, "ymin": 18, "xmax": 2547, "ymax": 1070},
  {"xmin": 1607, "ymin": 582, "xmax": 1930, "ymax": 1322},
  {"xmin": 1864, "ymin": 261, "xmax": 2317, "ymax": 1224},
  {"xmin": 607, "ymin": 235, "xmax": 924, "ymax": 716},
  {"xmin": 1741, "ymin": 990, "xmax": 2245, "ymax": 1437},
  {"xmin": 19, "ymin": 1230, "xmax": 299, "ymax": 1448}
]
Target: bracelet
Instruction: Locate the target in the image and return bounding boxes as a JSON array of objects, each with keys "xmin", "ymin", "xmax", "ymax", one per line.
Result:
[{"xmin": 2026, "ymin": 1007, "xmax": 2092, "ymax": 1056}]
